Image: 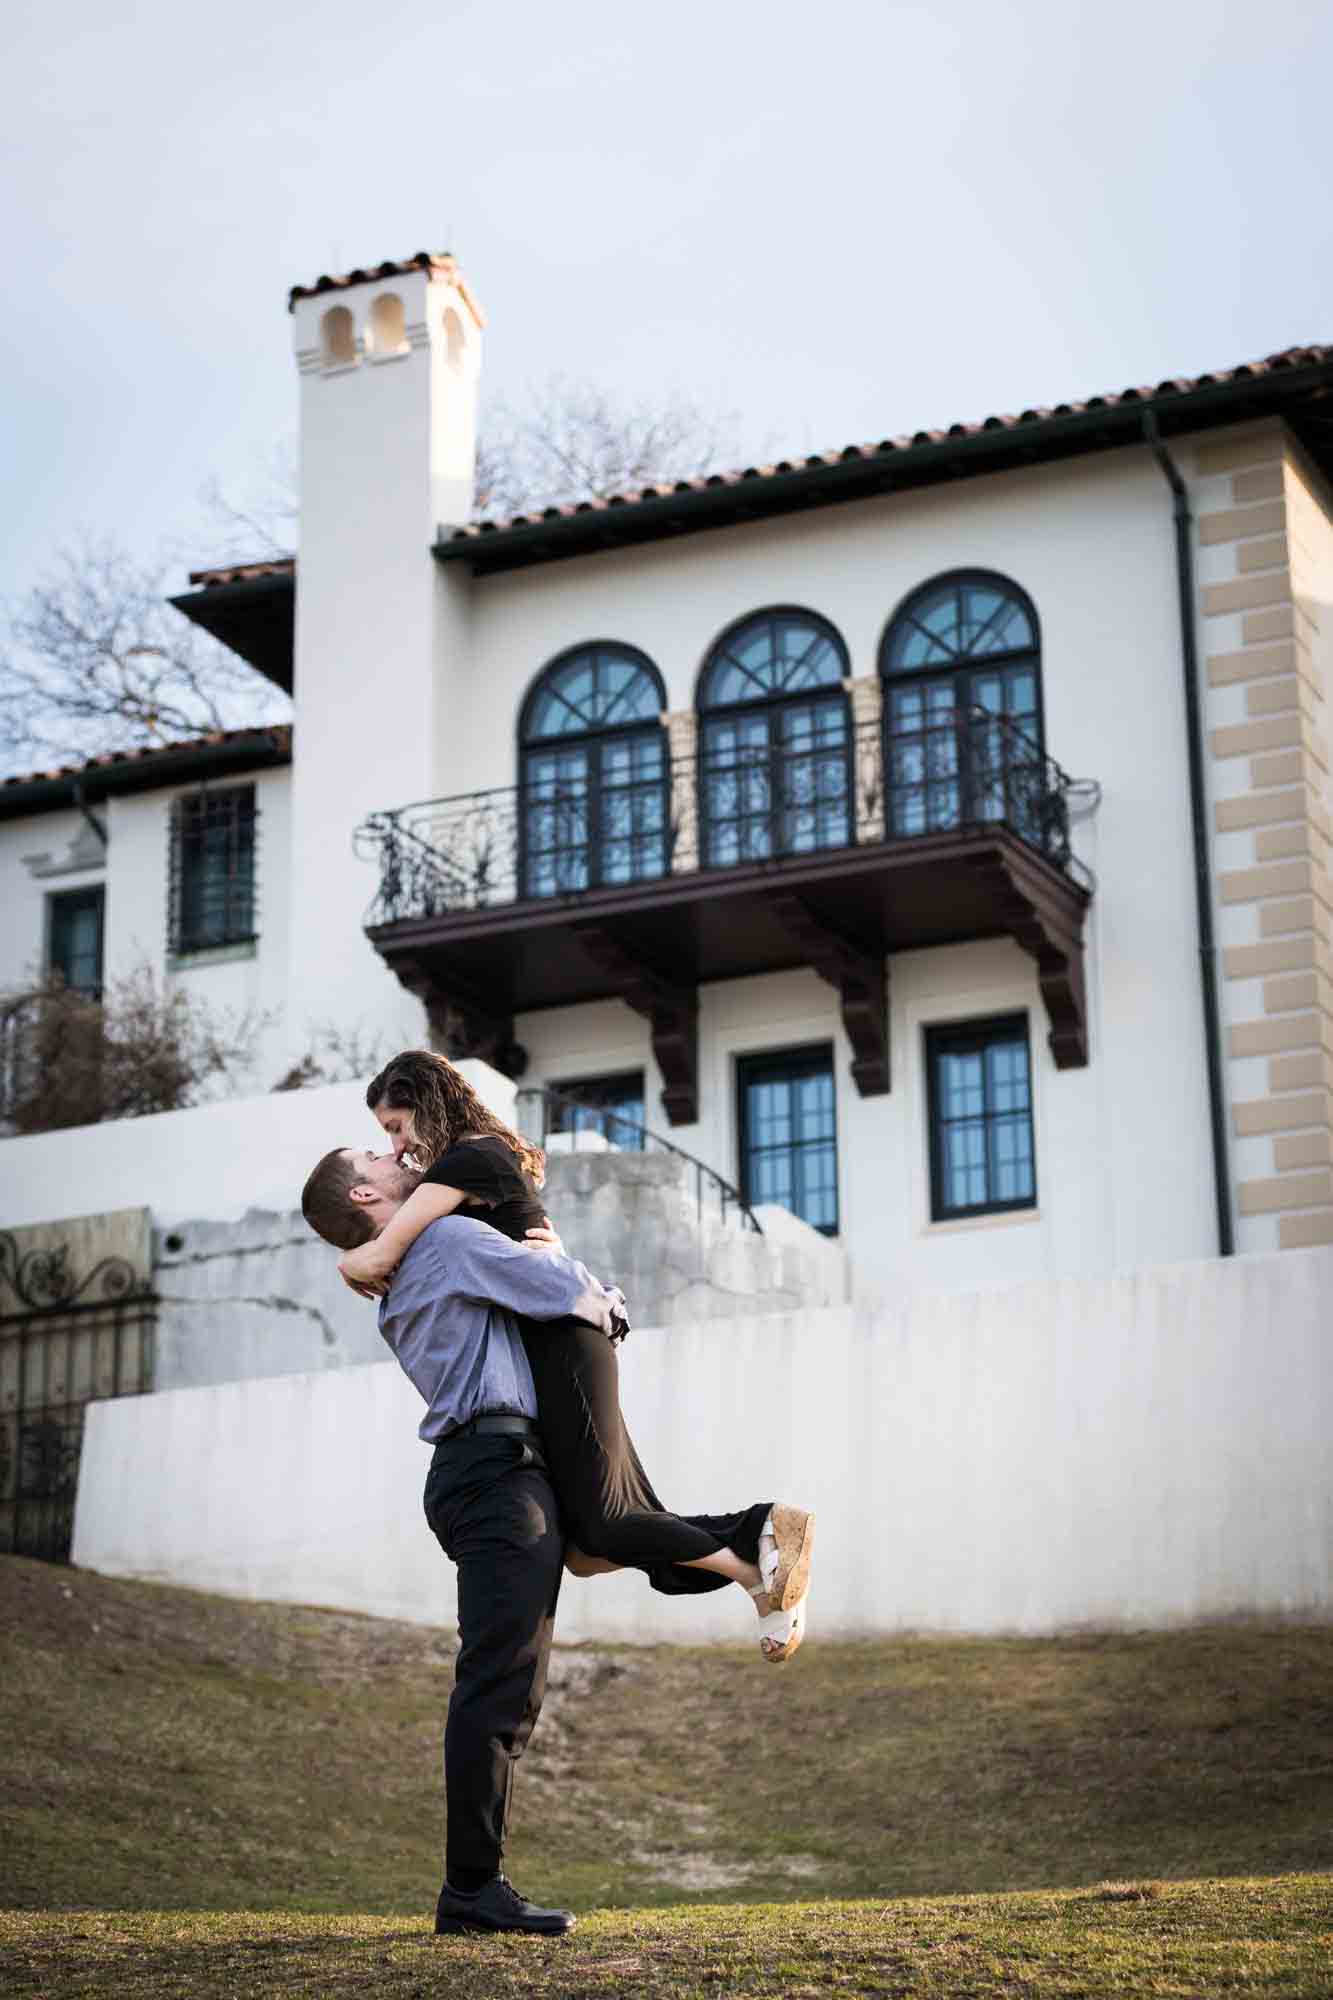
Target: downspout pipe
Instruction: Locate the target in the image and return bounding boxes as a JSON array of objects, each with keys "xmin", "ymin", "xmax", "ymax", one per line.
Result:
[
  {"xmin": 1143, "ymin": 410, "xmax": 1234, "ymax": 1256},
  {"xmin": 71, "ymin": 778, "xmax": 108, "ymax": 848}
]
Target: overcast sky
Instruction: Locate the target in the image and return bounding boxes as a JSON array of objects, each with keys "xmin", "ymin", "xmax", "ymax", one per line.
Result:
[{"xmin": 4, "ymin": 0, "xmax": 1331, "ymax": 612}]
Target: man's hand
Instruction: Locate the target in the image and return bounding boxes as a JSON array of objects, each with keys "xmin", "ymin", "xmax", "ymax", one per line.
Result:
[
  {"xmin": 607, "ymin": 1288, "xmax": 632, "ymax": 1347},
  {"xmin": 522, "ymin": 1216, "xmax": 565, "ymax": 1255}
]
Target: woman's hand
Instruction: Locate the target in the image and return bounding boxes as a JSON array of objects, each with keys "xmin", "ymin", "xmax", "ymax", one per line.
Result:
[
  {"xmin": 337, "ymin": 1246, "xmax": 396, "ymax": 1299},
  {"xmin": 522, "ymin": 1216, "xmax": 565, "ymax": 1255}
]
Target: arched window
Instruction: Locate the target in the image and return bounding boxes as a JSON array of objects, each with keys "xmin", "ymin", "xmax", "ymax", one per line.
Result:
[
  {"xmin": 368, "ymin": 292, "xmax": 406, "ymax": 356},
  {"xmin": 520, "ymin": 645, "xmax": 667, "ymax": 898},
  {"xmin": 320, "ymin": 305, "xmax": 356, "ymax": 367},
  {"xmin": 697, "ymin": 608, "xmax": 851, "ymax": 867},
  {"xmin": 879, "ymin": 572, "xmax": 1042, "ymax": 838}
]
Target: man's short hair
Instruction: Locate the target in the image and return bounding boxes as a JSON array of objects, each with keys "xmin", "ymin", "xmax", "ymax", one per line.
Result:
[{"xmin": 301, "ymin": 1148, "xmax": 374, "ymax": 1251}]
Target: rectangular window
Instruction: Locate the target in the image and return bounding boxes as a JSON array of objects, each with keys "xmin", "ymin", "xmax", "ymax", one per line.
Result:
[
  {"xmin": 170, "ymin": 785, "xmax": 257, "ymax": 955},
  {"xmin": 47, "ymin": 886, "xmax": 105, "ymax": 996},
  {"xmin": 737, "ymin": 1045, "xmax": 838, "ymax": 1234},
  {"xmin": 701, "ymin": 698, "xmax": 850, "ymax": 869},
  {"xmin": 548, "ymin": 1071, "xmax": 646, "ymax": 1150},
  {"xmin": 522, "ymin": 733, "xmax": 667, "ymax": 900},
  {"xmin": 926, "ymin": 1015, "xmax": 1035, "ymax": 1221}
]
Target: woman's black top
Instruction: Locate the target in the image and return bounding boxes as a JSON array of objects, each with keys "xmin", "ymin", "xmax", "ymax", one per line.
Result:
[{"xmin": 421, "ymin": 1135, "xmax": 546, "ymax": 1245}]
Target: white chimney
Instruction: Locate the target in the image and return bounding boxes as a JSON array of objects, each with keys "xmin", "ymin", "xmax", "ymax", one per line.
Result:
[{"xmin": 282, "ymin": 253, "xmax": 485, "ymax": 1055}]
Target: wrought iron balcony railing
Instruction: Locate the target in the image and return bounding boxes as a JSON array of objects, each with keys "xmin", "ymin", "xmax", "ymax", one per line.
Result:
[{"xmin": 356, "ymin": 707, "xmax": 1089, "ymax": 928}]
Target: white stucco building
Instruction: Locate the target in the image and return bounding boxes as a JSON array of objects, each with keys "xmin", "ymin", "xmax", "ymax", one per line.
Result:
[{"xmin": 4, "ymin": 251, "xmax": 1330, "ymax": 1294}]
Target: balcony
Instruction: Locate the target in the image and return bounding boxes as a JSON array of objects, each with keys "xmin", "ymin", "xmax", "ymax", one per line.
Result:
[{"xmin": 356, "ymin": 709, "xmax": 1094, "ymax": 1123}]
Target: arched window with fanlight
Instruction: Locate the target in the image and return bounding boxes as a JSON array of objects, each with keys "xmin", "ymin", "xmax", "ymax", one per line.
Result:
[
  {"xmin": 519, "ymin": 644, "xmax": 667, "ymax": 898},
  {"xmin": 879, "ymin": 572, "xmax": 1043, "ymax": 841},
  {"xmin": 697, "ymin": 609, "xmax": 852, "ymax": 868}
]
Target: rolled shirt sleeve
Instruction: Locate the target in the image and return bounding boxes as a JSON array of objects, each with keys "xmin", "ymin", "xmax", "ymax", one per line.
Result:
[{"xmin": 449, "ymin": 1226, "xmax": 626, "ymax": 1336}]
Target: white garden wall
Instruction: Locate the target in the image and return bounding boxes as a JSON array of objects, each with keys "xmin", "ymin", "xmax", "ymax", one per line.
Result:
[
  {"xmin": 73, "ymin": 1244, "xmax": 1333, "ymax": 1644},
  {"xmin": 0, "ymin": 1063, "xmax": 512, "ymax": 1229}
]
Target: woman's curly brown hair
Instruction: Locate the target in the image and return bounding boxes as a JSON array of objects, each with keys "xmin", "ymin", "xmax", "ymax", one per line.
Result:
[{"xmin": 365, "ymin": 1050, "xmax": 545, "ymax": 1185}]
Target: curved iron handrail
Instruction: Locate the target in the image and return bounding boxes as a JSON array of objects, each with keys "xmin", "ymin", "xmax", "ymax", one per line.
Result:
[
  {"xmin": 356, "ymin": 705, "xmax": 1094, "ymax": 926},
  {"xmin": 515, "ymin": 1084, "xmax": 763, "ymax": 1236}
]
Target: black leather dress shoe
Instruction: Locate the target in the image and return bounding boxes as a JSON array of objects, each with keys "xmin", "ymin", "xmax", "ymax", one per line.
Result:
[{"xmin": 434, "ymin": 1874, "xmax": 575, "ymax": 1936}]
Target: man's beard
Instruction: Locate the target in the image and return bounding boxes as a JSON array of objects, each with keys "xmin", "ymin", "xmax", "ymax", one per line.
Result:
[{"xmin": 387, "ymin": 1162, "xmax": 423, "ymax": 1202}]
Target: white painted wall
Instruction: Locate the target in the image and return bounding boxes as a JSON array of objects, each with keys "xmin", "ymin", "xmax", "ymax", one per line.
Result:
[
  {"xmin": 0, "ymin": 801, "xmax": 105, "ymax": 996},
  {"xmin": 106, "ymin": 770, "xmax": 294, "ymax": 1093},
  {"xmin": 435, "ymin": 444, "xmax": 1179, "ymax": 795},
  {"xmin": 470, "ymin": 442, "xmax": 1218, "ymax": 1289},
  {"xmin": 519, "ymin": 935, "xmax": 1198, "ymax": 1302},
  {"xmin": 73, "ymin": 1245, "xmax": 1333, "ymax": 1642},
  {"xmin": 0, "ymin": 1061, "xmax": 512, "ymax": 1228},
  {"xmin": 0, "ymin": 768, "xmax": 295, "ymax": 1100}
]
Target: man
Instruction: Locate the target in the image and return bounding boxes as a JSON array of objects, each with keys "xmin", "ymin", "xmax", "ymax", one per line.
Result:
[{"xmin": 301, "ymin": 1144, "xmax": 626, "ymax": 1938}]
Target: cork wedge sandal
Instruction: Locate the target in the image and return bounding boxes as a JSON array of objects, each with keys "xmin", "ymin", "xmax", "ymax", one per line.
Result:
[
  {"xmin": 762, "ymin": 1504, "xmax": 816, "ymax": 1611},
  {"xmin": 751, "ymin": 1590, "xmax": 808, "ymax": 1663},
  {"xmin": 749, "ymin": 1504, "xmax": 816, "ymax": 1663}
]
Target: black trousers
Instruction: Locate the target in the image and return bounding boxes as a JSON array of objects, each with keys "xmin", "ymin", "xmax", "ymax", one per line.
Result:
[
  {"xmin": 423, "ymin": 1432, "xmax": 564, "ymax": 1881},
  {"xmin": 522, "ymin": 1318, "xmax": 771, "ymax": 1595}
]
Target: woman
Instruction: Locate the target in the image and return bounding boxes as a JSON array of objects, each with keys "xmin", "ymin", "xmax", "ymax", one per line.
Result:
[{"xmin": 336, "ymin": 1050, "xmax": 814, "ymax": 1662}]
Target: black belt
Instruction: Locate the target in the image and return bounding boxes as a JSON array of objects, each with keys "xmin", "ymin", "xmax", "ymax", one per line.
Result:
[{"xmin": 443, "ymin": 1413, "xmax": 542, "ymax": 1442}]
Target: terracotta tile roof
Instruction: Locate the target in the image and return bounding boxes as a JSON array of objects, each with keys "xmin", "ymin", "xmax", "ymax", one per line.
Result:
[
  {"xmin": 175, "ymin": 335, "xmax": 1333, "ymax": 598},
  {"xmin": 188, "ymin": 557, "xmax": 295, "ymax": 589},
  {"xmin": 1, "ymin": 725, "xmax": 292, "ymax": 804},
  {"xmin": 287, "ymin": 251, "xmax": 485, "ymax": 328},
  {"xmin": 446, "ymin": 341, "xmax": 1333, "ymax": 544}
]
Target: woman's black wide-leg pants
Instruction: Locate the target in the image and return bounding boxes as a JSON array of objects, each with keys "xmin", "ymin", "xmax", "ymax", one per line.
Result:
[{"xmin": 522, "ymin": 1318, "xmax": 770, "ymax": 1595}]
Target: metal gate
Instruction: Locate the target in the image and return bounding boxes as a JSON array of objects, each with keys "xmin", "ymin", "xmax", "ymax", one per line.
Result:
[{"xmin": 0, "ymin": 1210, "xmax": 154, "ymax": 1564}]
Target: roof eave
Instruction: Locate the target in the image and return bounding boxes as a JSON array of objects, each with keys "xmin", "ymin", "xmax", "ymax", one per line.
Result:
[
  {"xmin": 170, "ymin": 571, "xmax": 296, "ymax": 693},
  {"xmin": 0, "ymin": 731, "xmax": 293, "ymax": 823},
  {"xmin": 435, "ymin": 361, "xmax": 1333, "ymax": 576}
]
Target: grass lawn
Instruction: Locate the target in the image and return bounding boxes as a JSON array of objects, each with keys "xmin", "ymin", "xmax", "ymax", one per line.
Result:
[
  {"xmin": 3, "ymin": 1882, "xmax": 1332, "ymax": 1998},
  {"xmin": 3, "ymin": 1556, "xmax": 1331, "ymax": 1994}
]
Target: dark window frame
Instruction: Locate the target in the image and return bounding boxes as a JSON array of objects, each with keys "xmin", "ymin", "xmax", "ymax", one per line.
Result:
[
  {"xmin": 547, "ymin": 1070, "xmax": 647, "ymax": 1150},
  {"xmin": 925, "ymin": 1013, "xmax": 1037, "ymax": 1222},
  {"xmin": 46, "ymin": 884, "xmax": 105, "ymax": 997},
  {"xmin": 736, "ymin": 1041, "xmax": 839, "ymax": 1237},
  {"xmin": 168, "ymin": 783, "xmax": 258, "ymax": 957},
  {"xmin": 517, "ymin": 642, "xmax": 668, "ymax": 898},
  {"xmin": 696, "ymin": 606, "xmax": 854, "ymax": 869},
  {"xmin": 878, "ymin": 569, "xmax": 1046, "ymax": 841}
]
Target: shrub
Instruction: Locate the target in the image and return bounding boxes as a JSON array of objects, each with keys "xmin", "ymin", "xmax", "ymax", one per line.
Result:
[{"xmin": 1, "ymin": 965, "xmax": 261, "ymax": 1134}]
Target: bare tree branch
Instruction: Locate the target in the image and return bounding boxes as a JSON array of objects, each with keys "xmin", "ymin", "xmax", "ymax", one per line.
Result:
[
  {"xmin": 0, "ymin": 540, "xmax": 289, "ymax": 772},
  {"xmin": 196, "ymin": 439, "xmax": 299, "ymax": 562},
  {"xmin": 474, "ymin": 376, "xmax": 742, "ymax": 519},
  {"xmin": 191, "ymin": 382, "xmax": 740, "ymax": 535},
  {"xmin": 2, "ymin": 383, "xmax": 741, "ymax": 773}
]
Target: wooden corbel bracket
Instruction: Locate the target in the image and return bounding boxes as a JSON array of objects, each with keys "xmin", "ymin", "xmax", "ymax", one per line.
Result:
[
  {"xmin": 387, "ymin": 952, "xmax": 527, "ymax": 1078},
  {"xmin": 964, "ymin": 849, "xmax": 1090, "ymax": 1069},
  {"xmin": 767, "ymin": 892, "xmax": 891, "ymax": 1096},
  {"xmin": 573, "ymin": 923, "xmax": 699, "ymax": 1125}
]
